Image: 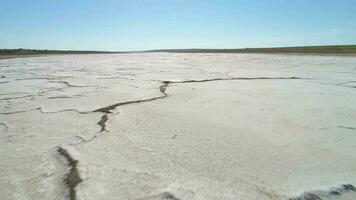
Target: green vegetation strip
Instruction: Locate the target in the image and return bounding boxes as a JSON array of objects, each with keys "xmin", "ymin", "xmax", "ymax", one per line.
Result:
[
  {"xmin": 149, "ymin": 45, "xmax": 356, "ymax": 54},
  {"xmin": 1, "ymin": 45, "xmax": 356, "ymax": 56}
]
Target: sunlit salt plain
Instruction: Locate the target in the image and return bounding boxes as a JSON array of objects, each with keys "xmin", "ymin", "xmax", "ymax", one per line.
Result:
[{"xmin": 1, "ymin": 53, "xmax": 356, "ymax": 200}]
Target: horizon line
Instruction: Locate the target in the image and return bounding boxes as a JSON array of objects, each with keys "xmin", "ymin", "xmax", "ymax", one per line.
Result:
[{"xmin": 0, "ymin": 44, "xmax": 356, "ymax": 53}]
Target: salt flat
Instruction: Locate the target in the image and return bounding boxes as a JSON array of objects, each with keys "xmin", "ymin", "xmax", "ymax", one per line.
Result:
[{"xmin": 1, "ymin": 53, "xmax": 356, "ymax": 200}]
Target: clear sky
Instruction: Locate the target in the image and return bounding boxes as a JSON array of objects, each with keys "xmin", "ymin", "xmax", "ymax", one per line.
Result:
[{"xmin": 1, "ymin": 0, "xmax": 356, "ymax": 51}]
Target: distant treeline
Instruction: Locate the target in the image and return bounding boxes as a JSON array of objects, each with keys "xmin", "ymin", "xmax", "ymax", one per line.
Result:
[
  {"xmin": 149, "ymin": 45, "xmax": 356, "ymax": 54},
  {"xmin": 0, "ymin": 48, "xmax": 115, "ymax": 55},
  {"xmin": 2, "ymin": 45, "xmax": 356, "ymax": 55}
]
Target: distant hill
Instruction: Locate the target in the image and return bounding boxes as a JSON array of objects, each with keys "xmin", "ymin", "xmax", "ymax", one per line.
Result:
[{"xmin": 148, "ymin": 45, "xmax": 356, "ymax": 54}]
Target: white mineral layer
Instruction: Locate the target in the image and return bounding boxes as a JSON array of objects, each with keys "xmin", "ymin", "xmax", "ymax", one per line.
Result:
[{"xmin": 1, "ymin": 53, "xmax": 356, "ymax": 200}]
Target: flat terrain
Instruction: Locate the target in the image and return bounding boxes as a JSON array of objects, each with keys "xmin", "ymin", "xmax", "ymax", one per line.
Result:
[
  {"xmin": 149, "ymin": 45, "xmax": 356, "ymax": 54},
  {"xmin": 1, "ymin": 53, "xmax": 356, "ymax": 200},
  {"xmin": 1, "ymin": 45, "xmax": 356, "ymax": 60}
]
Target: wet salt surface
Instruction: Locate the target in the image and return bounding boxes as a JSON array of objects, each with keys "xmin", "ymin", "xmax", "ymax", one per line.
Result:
[{"xmin": 1, "ymin": 53, "xmax": 356, "ymax": 200}]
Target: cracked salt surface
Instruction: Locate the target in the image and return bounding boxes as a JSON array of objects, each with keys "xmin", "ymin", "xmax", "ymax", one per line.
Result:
[{"xmin": 1, "ymin": 53, "xmax": 356, "ymax": 200}]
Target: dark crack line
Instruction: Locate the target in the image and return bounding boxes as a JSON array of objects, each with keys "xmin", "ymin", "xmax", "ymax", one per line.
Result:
[
  {"xmin": 0, "ymin": 107, "xmax": 90, "ymax": 115},
  {"xmin": 313, "ymin": 81, "xmax": 356, "ymax": 89},
  {"xmin": 135, "ymin": 192, "xmax": 181, "ymax": 200},
  {"xmin": 73, "ymin": 131, "xmax": 105, "ymax": 144},
  {"xmin": 1, "ymin": 76, "xmax": 308, "ymax": 145},
  {"xmin": 338, "ymin": 125, "xmax": 356, "ymax": 130},
  {"xmin": 38, "ymin": 108, "xmax": 91, "ymax": 115},
  {"xmin": 89, "ymin": 76, "xmax": 305, "ymax": 143},
  {"xmin": 74, "ymin": 135, "xmax": 87, "ymax": 143},
  {"xmin": 48, "ymin": 75, "xmax": 76, "ymax": 79},
  {"xmin": 87, "ymin": 81, "xmax": 170, "ymax": 143},
  {"xmin": 0, "ymin": 108, "xmax": 41, "ymax": 115},
  {"xmin": 47, "ymin": 95, "xmax": 85, "ymax": 99},
  {"xmin": 97, "ymin": 114, "xmax": 108, "ymax": 132},
  {"xmin": 15, "ymin": 77, "xmax": 57, "ymax": 81},
  {"xmin": 161, "ymin": 76, "xmax": 308, "ymax": 85},
  {"xmin": 0, "ymin": 75, "xmax": 308, "ymax": 143},
  {"xmin": 57, "ymin": 147, "xmax": 82, "ymax": 200},
  {"xmin": 0, "ymin": 94, "xmax": 35, "ymax": 100},
  {"xmin": 337, "ymin": 80, "xmax": 356, "ymax": 85},
  {"xmin": 49, "ymin": 80, "xmax": 96, "ymax": 88},
  {"xmin": 71, "ymin": 115, "xmax": 109, "ymax": 144},
  {"xmin": 0, "ymin": 78, "xmax": 95, "ymax": 102},
  {"xmin": 0, "ymin": 86, "xmax": 70, "ymax": 107},
  {"xmin": 70, "ymin": 76, "xmax": 307, "ymax": 144},
  {"xmin": 93, "ymin": 95, "xmax": 167, "ymax": 114},
  {"xmin": 97, "ymin": 76, "xmax": 136, "ymax": 81},
  {"xmin": 160, "ymin": 81, "xmax": 170, "ymax": 95},
  {"xmin": 0, "ymin": 92, "xmax": 29, "ymax": 96},
  {"xmin": 47, "ymin": 96, "xmax": 77, "ymax": 99},
  {"xmin": 289, "ymin": 183, "xmax": 356, "ymax": 200}
]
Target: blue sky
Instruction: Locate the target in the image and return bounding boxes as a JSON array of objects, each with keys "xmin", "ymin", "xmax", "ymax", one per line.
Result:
[{"xmin": 1, "ymin": 0, "xmax": 356, "ymax": 51}]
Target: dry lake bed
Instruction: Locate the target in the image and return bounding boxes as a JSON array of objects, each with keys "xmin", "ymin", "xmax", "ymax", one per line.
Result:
[{"xmin": 1, "ymin": 53, "xmax": 356, "ymax": 200}]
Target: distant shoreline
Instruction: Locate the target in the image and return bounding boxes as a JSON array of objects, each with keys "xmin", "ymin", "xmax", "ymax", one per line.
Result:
[
  {"xmin": 0, "ymin": 53, "xmax": 117, "ymax": 60},
  {"xmin": 2, "ymin": 52, "xmax": 355, "ymax": 61},
  {"xmin": 149, "ymin": 45, "xmax": 356, "ymax": 54},
  {"xmin": 0, "ymin": 54, "xmax": 53, "ymax": 60},
  {"xmin": 0, "ymin": 49, "xmax": 126, "ymax": 60},
  {"xmin": 1, "ymin": 45, "xmax": 356, "ymax": 60}
]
